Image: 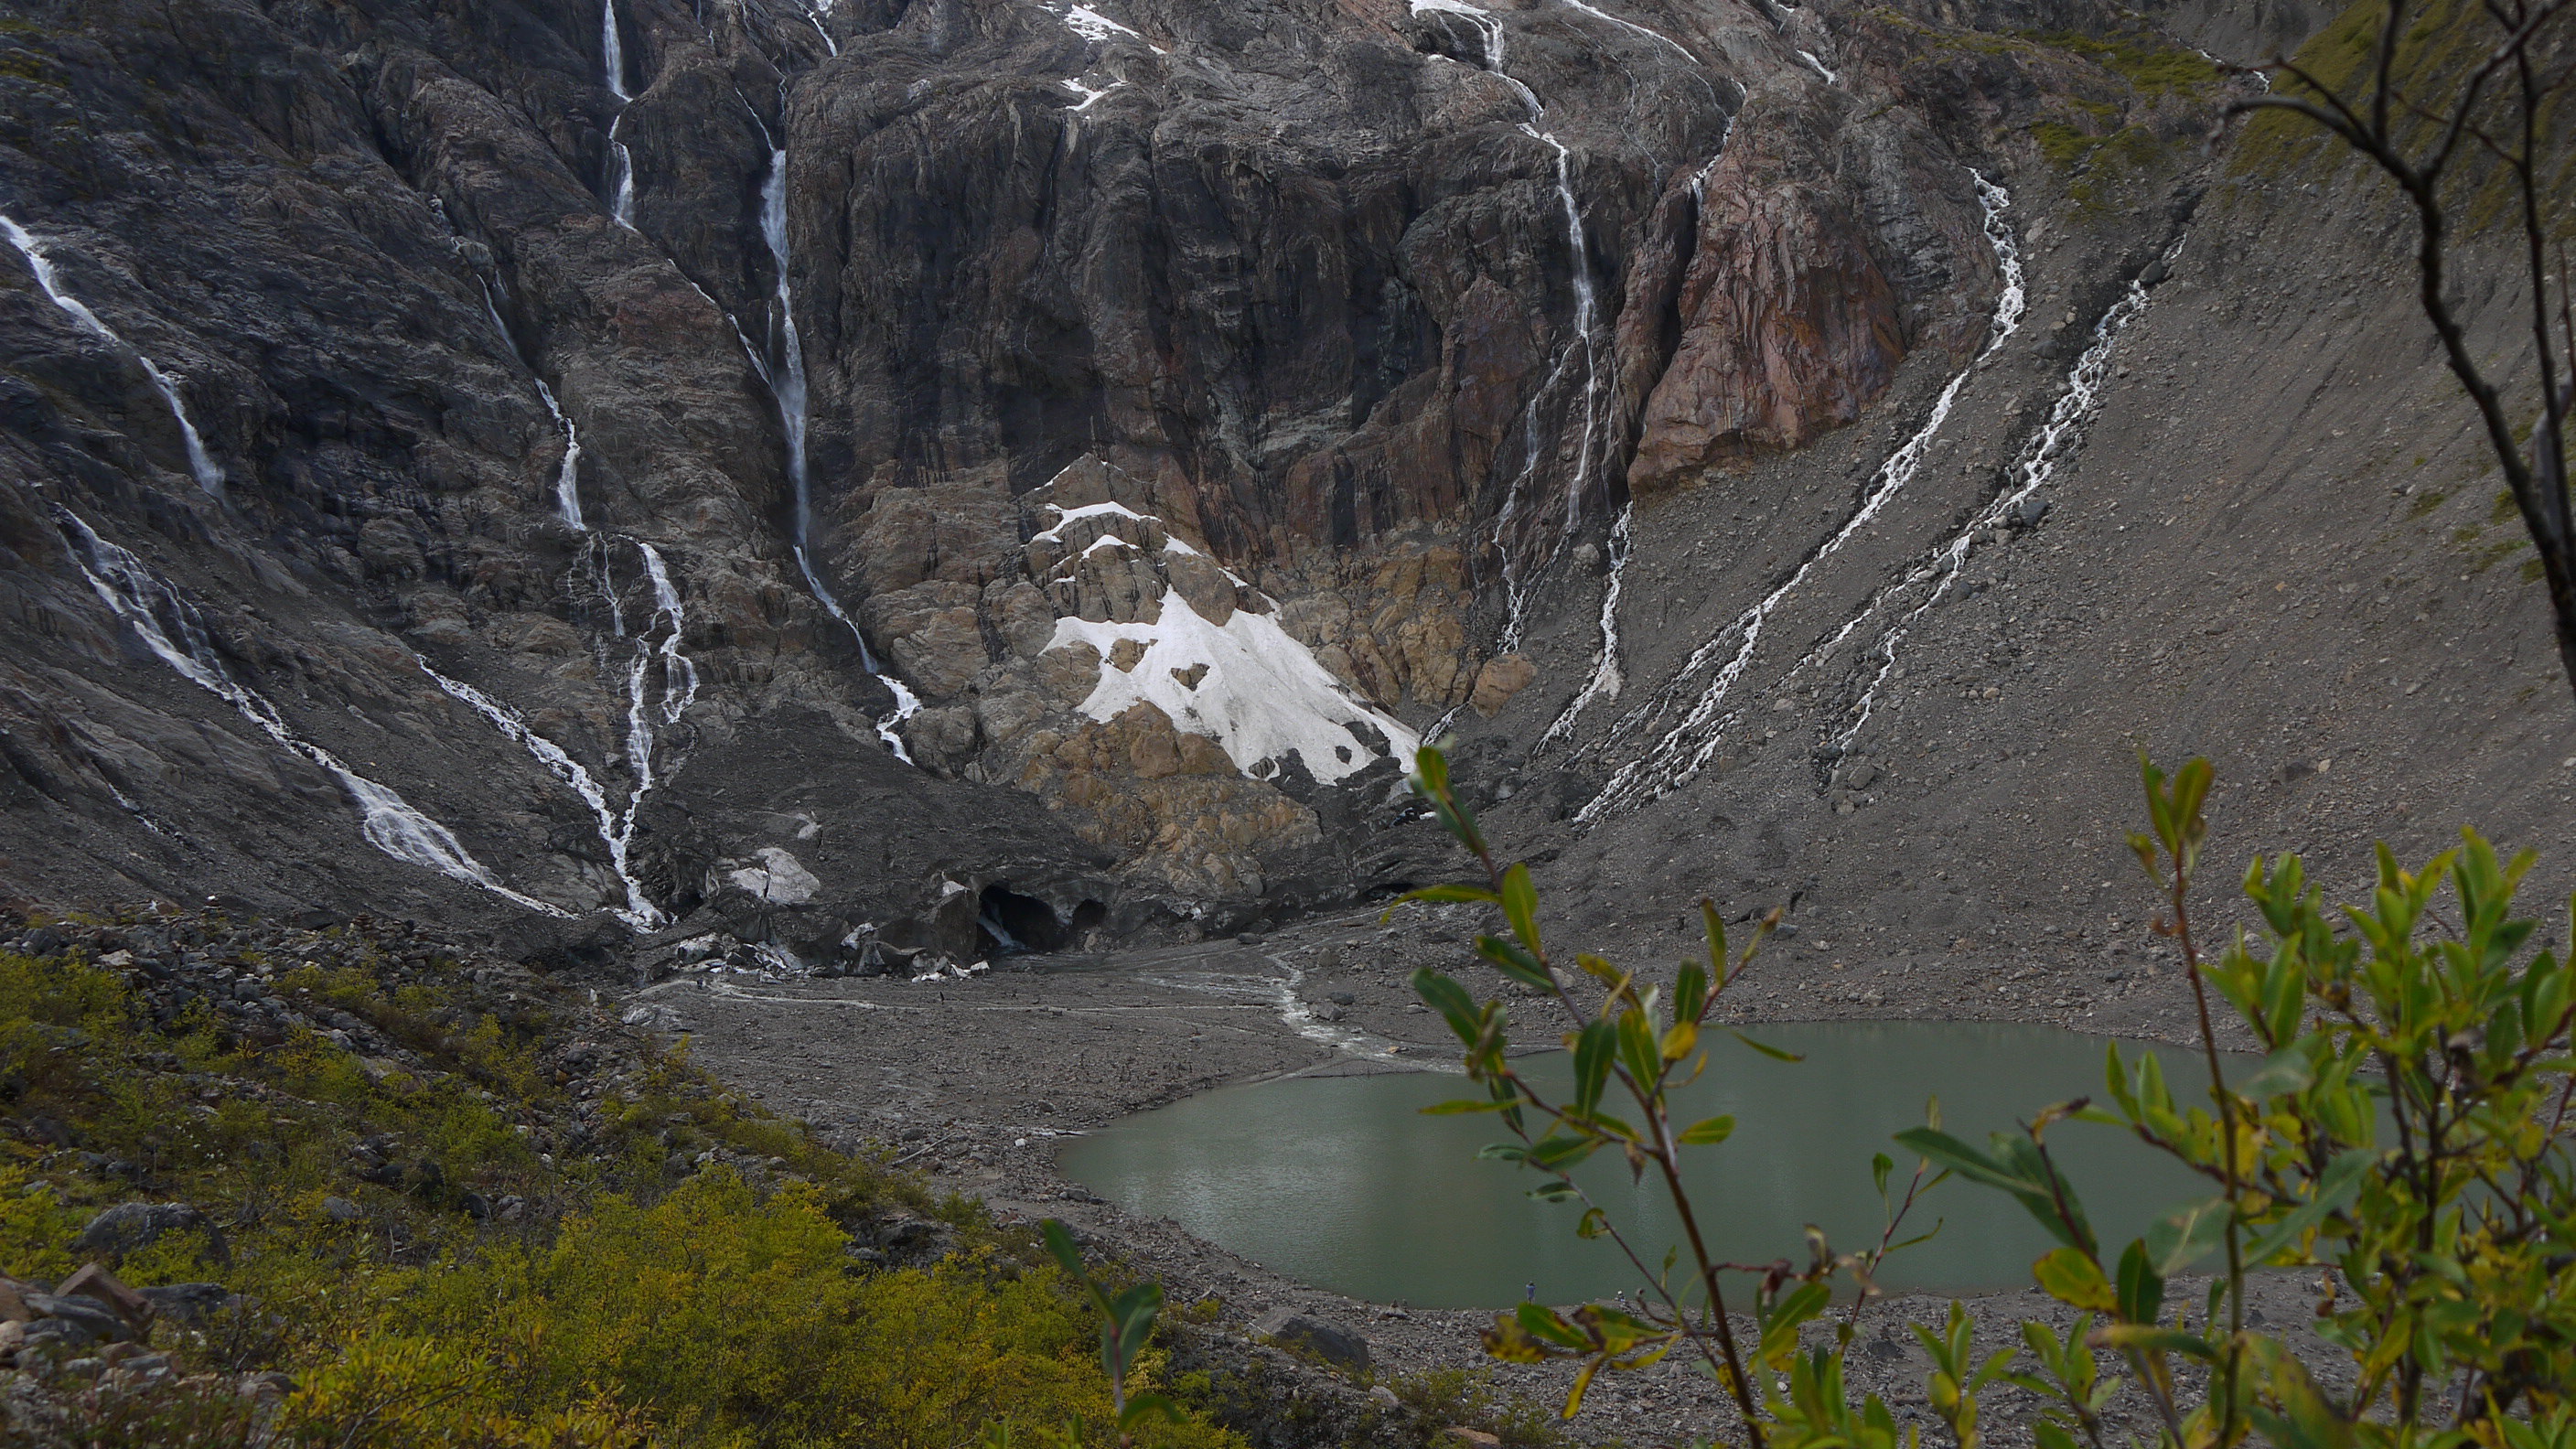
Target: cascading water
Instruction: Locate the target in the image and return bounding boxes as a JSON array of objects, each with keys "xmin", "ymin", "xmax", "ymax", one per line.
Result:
[
  {"xmin": 639, "ymin": 542, "xmax": 702, "ymax": 729},
  {"xmin": 417, "ymin": 661, "xmax": 660, "ymax": 927},
  {"xmin": 2, "ymin": 216, "xmax": 224, "ymax": 495},
  {"xmin": 1573, "ymin": 171, "xmax": 2026, "ymax": 822},
  {"xmin": 480, "ymin": 283, "xmax": 586, "ymax": 529},
  {"xmin": 55, "ymin": 510, "xmax": 566, "ymax": 915},
  {"xmin": 467, "ymin": 276, "xmax": 707, "ymax": 925},
  {"xmin": 797, "ymin": 0, "xmax": 839, "ymax": 55},
  {"xmin": 1539, "ymin": 501, "xmax": 1633, "ymax": 746},
  {"xmin": 1559, "ymin": 0, "xmax": 1694, "ymax": 59},
  {"xmin": 752, "ymin": 126, "xmax": 921, "ymax": 761},
  {"xmin": 1539, "ymin": 104, "xmax": 1740, "ymax": 746},
  {"xmin": 1405, "ymin": 0, "xmax": 1615, "ymax": 652},
  {"xmin": 602, "ymin": 0, "xmax": 638, "ymax": 229},
  {"xmin": 1821, "ymin": 244, "xmax": 2176, "ymax": 756}
]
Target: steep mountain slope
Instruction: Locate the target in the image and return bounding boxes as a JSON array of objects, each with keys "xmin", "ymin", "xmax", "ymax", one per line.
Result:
[
  {"xmin": 1467, "ymin": 9, "xmax": 2576, "ymax": 993},
  {"xmin": 0, "ymin": 0, "xmax": 2560, "ymax": 971}
]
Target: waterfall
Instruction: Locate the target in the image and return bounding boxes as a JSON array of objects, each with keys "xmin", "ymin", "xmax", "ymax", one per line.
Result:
[
  {"xmin": 602, "ymin": 0, "xmax": 638, "ymax": 229},
  {"xmin": 1530, "ymin": 124, "xmax": 1600, "ymax": 539},
  {"xmin": 753, "ymin": 131, "xmax": 921, "ymax": 761},
  {"xmin": 639, "ymin": 542, "xmax": 702, "ymax": 727},
  {"xmin": 417, "ymin": 660, "xmax": 661, "ymax": 927},
  {"xmin": 799, "ymin": 0, "xmax": 839, "ymax": 55},
  {"xmin": 469, "ymin": 279, "xmax": 712, "ymax": 924},
  {"xmin": 1405, "ymin": 0, "xmax": 1614, "ymax": 653},
  {"xmin": 2, "ymin": 216, "xmax": 224, "ymax": 495},
  {"xmin": 1824, "ymin": 242, "xmax": 2174, "ymax": 755},
  {"xmin": 480, "ymin": 282, "xmax": 586, "ymax": 529},
  {"xmin": 55, "ymin": 510, "xmax": 566, "ymax": 916},
  {"xmin": 1539, "ymin": 500, "xmax": 1632, "ymax": 745},
  {"xmin": 1559, "ymin": 0, "xmax": 1694, "ymax": 59},
  {"xmin": 1574, "ymin": 171, "xmax": 2025, "ymax": 822}
]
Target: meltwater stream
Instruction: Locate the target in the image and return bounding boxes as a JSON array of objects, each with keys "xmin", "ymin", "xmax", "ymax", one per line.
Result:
[
  {"xmin": 1405, "ymin": 0, "xmax": 1617, "ymax": 653},
  {"xmin": 1574, "ymin": 171, "xmax": 2024, "ymax": 821},
  {"xmin": 602, "ymin": 0, "xmax": 638, "ymax": 229},
  {"xmin": 1821, "ymin": 247, "xmax": 2174, "ymax": 756},
  {"xmin": 753, "ymin": 130, "xmax": 922, "ymax": 760},
  {"xmin": 3, "ymin": 216, "xmax": 224, "ymax": 494},
  {"xmin": 479, "ymin": 282, "xmax": 585, "ymax": 529},
  {"xmin": 1062, "ymin": 1022, "xmax": 2231, "ymax": 1307},
  {"xmin": 56, "ymin": 510, "xmax": 567, "ymax": 916}
]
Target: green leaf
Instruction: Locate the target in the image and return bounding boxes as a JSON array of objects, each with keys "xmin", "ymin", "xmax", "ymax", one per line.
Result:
[
  {"xmin": 1526, "ymin": 1133, "xmax": 1603, "ymax": 1172},
  {"xmin": 2143, "ymin": 1197, "xmax": 2229, "ymax": 1275},
  {"xmin": 1412, "ymin": 969, "xmax": 1480, "ymax": 1042},
  {"xmin": 1474, "ymin": 934, "xmax": 1555, "ymax": 991},
  {"xmin": 1678, "ymin": 949, "xmax": 1710, "ymax": 1024},
  {"xmin": 1040, "ymin": 1219, "xmax": 1088, "ymax": 1283},
  {"xmin": 2033, "ymin": 1247, "xmax": 2117, "ymax": 1311},
  {"xmin": 1699, "ymin": 899, "xmax": 1730, "ymax": 987},
  {"xmin": 2115, "ymin": 1239, "xmax": 2163, "ymax": 1326},
  {"xmin": 1412, "ymin": 745, "xmax": 1451, "ymax": 799},
  {"xmin": 1729, "ymin": 1029, "xmax": 1805, "ymax": 1062},
  {"xmin": 1676, "ymin": 1114, "xmax": 1736, "ymax": 1146},
  {"xmin": 1515, "ymin": 1301, "xmax": 1592, "ymax": 1349},
  {"xmin": 1892, "ymin": 1129, "xmax": 2040, "ymax": 1197},
  {"xmin": 1118, "ymin": 1394, "xmax": 1184, "ymax": 1431},
  {"xmin": 1389, "ymin": 883, "xmax": 1501, "ymax": 912},
  {"xmin": 1500, "ymin": 862, "xmax": 1542, "ymax": 953},
  {"xmin": 1111, "ymin": 1281, "xmax": 1163, "ymax": 1362},
  {"xmin": 2243, "ymin": 1148, "xmax": 2373, "ymax": 1265},
  {"xmin": 2240, "ymin": 1043, "xmax": 2316, "ymax": 1098},
  {"xmin": 2088, "ymin": 1325, "xmax": 2215, "ymax": 1360},
  {"xmin": 1528, "ymin": 1181, "xmax": 1582, "ymax": 1203},
  {"xmin": 1420, "ymin": 1098, "xmax": 1506, "ymax": 1115},
  {"xmin": 1573, "ymin": 1018, "xmax": 1616, "ymax": 1115}
]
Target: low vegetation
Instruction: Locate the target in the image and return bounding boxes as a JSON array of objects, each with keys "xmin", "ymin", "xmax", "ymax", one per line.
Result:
[
  {"xmin": 1400, "ymin": 745, "xmax": 2574, "ymax": 1449},
  {"xmin": 0, "ymin": 909, "xmax": 1244, "ymax": 1448}
]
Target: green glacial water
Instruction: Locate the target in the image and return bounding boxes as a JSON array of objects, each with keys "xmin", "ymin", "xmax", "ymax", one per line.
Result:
[{"xmin": 1060, "ymin": 1021, "xmax": 2228, "ymax": 1308}]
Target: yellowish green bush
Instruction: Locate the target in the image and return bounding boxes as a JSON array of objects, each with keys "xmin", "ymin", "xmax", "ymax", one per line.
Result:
[{"xmin": 0, "ymin": 920, "xmax": 1249, "ymax": 1449}]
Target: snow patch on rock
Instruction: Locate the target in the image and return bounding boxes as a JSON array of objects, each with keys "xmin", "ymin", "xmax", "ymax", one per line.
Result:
[{"xmin": 1047, "ymin": 601, "xmax": 1419, "ymax": 783}]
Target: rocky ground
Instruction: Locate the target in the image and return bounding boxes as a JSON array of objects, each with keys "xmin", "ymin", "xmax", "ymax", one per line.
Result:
[{"xmin": 651, "ymin": 890, "xmax": 2354, "ymax": 1446}]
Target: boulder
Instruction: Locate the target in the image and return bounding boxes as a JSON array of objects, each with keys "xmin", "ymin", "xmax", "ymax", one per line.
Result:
[
  {"xmin": 1252, "ymin": 1307, "xmax": 1370, "ymax": 1372},
  {"xmin": 1468, "ymin": 653, "xmax": 1537, "ymax": 717},
  {"xmin": 71, "ymin": 1202, "xmax": 229, "ymax": 1264},
  {"xmin": 55, "ymin": 1264, "xmax": 152, "ymax": 1329},
  {"xmin": 23, "ymin": 1293, "xmax": 130, "ymax": 1345}
]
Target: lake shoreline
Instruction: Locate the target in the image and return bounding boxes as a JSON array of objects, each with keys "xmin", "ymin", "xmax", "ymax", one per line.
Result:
[{"xmin": 657, "ymin": 897, "xmax": 2318, "ymax": 1444}]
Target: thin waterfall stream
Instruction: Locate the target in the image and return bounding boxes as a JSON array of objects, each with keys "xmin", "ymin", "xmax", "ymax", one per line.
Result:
[
  {"xmin": 1574, "ymin": 171, "xmax": 2025, "ymax": 821},
  {"xmin": 603, "ymin": 0, "xmax": 638, "ymax": 229},
  {"xmin": 55, "ymin": 510, "xmax": 567, "ymax": 915},
  {"xmin": 1819, "ymin": 242, "xmax": 2181, "ymax": 756},
  {"xmin": 462, "ymin": 273, "xmax": 700, "ymax": 927},
  {"xmin": 1406, "ymin": 0, "xmax": 1611, "ymax": 654},
  {"xmin": 751, "ymin": 120, "xmax": 921, "ymax": 761},
  {"xmin": 1538, "ymin": 105, "xmax": 1740, "ymax": 747},
  {"xmin": 2, "ymin": 216, "xmax": 224, "ymax": 494}
]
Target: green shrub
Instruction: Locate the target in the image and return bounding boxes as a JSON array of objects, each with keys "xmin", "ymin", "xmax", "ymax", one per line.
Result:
[{"xmin": 1400, "ymin": 747, "xmax": 2575, "ymax": 1449}]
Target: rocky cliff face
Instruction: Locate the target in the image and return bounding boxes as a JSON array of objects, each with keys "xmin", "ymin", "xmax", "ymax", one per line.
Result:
[{"xmin": 2, "ymin": 0, "xmax": 2553, "ymax": 968}]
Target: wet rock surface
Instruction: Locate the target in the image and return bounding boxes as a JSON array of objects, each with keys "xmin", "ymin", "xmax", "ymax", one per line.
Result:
[
  {"xmin": 0, "ymin": 0, "xmax": 2297, "ymax": 954},
  {"xmin": 2, "ymin": 0, "xmax": 2571, "ymax": 1435}
]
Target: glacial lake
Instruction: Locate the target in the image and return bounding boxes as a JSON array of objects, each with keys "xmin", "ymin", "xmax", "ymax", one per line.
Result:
[{"xmin": 1059, "ymin": 1021, "xmax": 2230, "ymax": 1307}]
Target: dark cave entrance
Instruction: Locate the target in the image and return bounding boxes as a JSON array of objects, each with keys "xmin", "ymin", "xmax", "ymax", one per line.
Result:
[{"xmin": 975, "ymin": 885, "xmax": 1105, "ymax": 956}]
